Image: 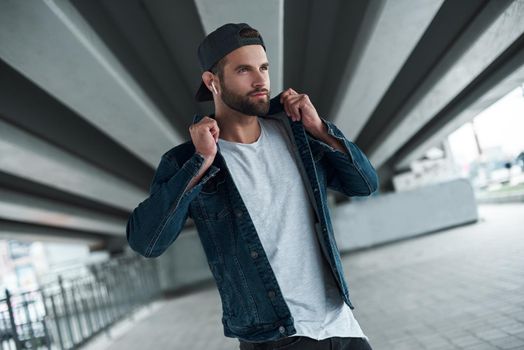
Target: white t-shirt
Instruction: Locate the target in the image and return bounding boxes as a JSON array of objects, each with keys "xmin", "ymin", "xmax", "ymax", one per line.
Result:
[{"xmin": 217, "ymin": 117, "xmax": 368, "ymax": 341}]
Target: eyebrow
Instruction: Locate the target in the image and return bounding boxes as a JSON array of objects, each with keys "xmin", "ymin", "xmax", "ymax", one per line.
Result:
[{"xmin": 234, "ymin": 62, "xmax": 270, "ymax": 70}]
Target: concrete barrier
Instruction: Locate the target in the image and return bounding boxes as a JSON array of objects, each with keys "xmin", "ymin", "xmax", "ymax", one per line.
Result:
[
  {"xmin": 475, "ymin": 190, "xmax": 524, "ymax": 204},
  {"xmin": 155, "ymin": 228, "xmax": 213, "ymax": 294},
  {"xmin": 332, "ymin": 178, "xmax": 479, "ymax": 251}
]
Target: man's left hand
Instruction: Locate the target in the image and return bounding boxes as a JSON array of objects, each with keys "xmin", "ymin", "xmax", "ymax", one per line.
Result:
[
  {"xmin": 280, "ymin": 88, "xmax": 325, "ymax": 138},
  {"xmin": 280, "ymin": 88, "xmax": 348, "ymax": 155}
]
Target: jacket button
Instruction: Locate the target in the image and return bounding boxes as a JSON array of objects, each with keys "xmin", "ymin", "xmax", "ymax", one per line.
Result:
[
  {"xmin": 251, "ymin": 251, "xmax": 258, "ymax": 259},
  {"xmin": 235, "ymin": 209, "xmax": 242, "ymax": 217},
  {"xmin": 279, "ymin": 326, "xmax": 286, "ymax": 334},
  {"xmin": 314, "ymin": 188, "xmax": 318, "ymax": 192},
  {"xmin": 268, "ymin": 290, "xmax": 276, "ymax": 298}
]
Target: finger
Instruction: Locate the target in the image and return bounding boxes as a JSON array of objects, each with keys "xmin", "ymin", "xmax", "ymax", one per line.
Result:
[
  {"xmin": 280, "ymin": 90, "xmax": 290, "ymax": 104},
  {"xmin": 284, "ymin": 100, "xmax": 292, "ymax": 119},
  {"xmin": 210, "ymin": 125, "xmax": 219, "ymax": 142},
  {"xmin": 288, "ymin": 95, "xmax": 304, "ymax": 120},
  {"xmin": 202, "ymin": 117, "xmax": 217, "ymax": 126},
  {"xmin": 279, "ymin": 91, "xmax": 287, "ymax": 103},
  {"xmin": 280, "ymin": 88, "xmax": 294, "ymax": 103},
  {"xmin": 200, "ymin": 116, "xmax": 217, "ymax": 126},
  {"xmin": 282, "ymin": 95, "xmax": 293, "ymax": 118},
  {"xmin": 284, "ymin": 100, "xmax": 296, "ymax": 121},
  {"xmin": 282, "ymin": 92, "xmax": 300, "ymax": 103},
  {"xmin": 291, "ymin": 101, "xmax": 301, "ymax": 121},
  {"xmin": 210, "ymin": 123, "xmax": 220, "ymax": 133},
  {"xmin": 282, "ymin": 94, "xmax": 302, "ymax": 120}
]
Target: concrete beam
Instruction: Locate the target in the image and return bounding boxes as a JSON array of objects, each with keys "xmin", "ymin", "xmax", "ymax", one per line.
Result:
[
  {"xmin": 396, "ymin": 47, "xmax": 524, "ymax": 170},
  {"xmin": 0, "ymin": 119, "xmax": 147, "ymax": 211},
  {"xmin": 369, "ymin": 0, "xmax": 522, "ymax": 168},
  {"xmin": 0, "ymin": 188, "xmax": 125, "ymax": 236},
  {"xmin": 73, "ymin": 0, "xmax": 208, "ymax": 126},
  {"xmin": 0, "ymin": 59, "xmax": 154, "ymax": 189},
  {"xmin": 0, "ymin": 0, "xmax": 180, "ymax": 167},
  {"xmin": 0, "ymin": 221, "xmax": 104, "ymax": 247},
  {"xmin": 194, "ymin": 0, "xmax": 284, "ymax": 94},
  {"xmin": 332, "ymin": 0, "xmax": 443, "ymax": 137}
]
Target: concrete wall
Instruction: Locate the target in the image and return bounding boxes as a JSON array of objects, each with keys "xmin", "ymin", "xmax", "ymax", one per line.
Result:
[
  {"xmin": 155, "ymin": 228, "xmax": 212, "ymax": 293},
  {"xmin": 333, "ymin": 178, "xmax": 478, "ymax": 251},
  {"xmin": 475, "ymin": 190, "xmax": 524, "ymax": 204}
]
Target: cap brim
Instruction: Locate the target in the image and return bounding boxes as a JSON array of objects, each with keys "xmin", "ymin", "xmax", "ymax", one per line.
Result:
[{"xmin": 195, "ymin": 80, "xmax": 213, "ymax": 102}]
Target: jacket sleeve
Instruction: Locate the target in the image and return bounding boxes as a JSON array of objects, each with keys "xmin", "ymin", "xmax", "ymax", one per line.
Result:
[
  {"xmin": 306, "ymin": 117, "xmax": 379, "ymax": 196},
  {"xmin": 126, "ymin": 151, "xmax": 219, "ymax": 258}
]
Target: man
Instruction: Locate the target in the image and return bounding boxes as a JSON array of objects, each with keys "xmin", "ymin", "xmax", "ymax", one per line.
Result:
[{"xmin": 126, "ymin": 23, "xmax": 378, "ymax": 350}]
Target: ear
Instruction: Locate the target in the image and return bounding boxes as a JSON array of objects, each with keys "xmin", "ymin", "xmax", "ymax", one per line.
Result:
[{"xmin": 202, "ymin": 71, "xmax": 218, "ymax": 94}]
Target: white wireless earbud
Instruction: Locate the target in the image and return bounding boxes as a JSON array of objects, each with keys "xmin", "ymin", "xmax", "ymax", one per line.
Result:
[{"xmin": 211, "ymin": 82, "xmax": 218, "ymax": 95}]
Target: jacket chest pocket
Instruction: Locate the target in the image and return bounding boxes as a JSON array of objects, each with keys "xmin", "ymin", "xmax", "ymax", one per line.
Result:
[
  {"xmin": 197, "ymin": 172, "xmax": 232, "ymax": 221},
  {"xmin": 195, "ymin": 173, "xmax": 239, "ymax": 257},
  {"xmin": 312, "ymin": 147, "xmax": 325, "ymax": 163}
]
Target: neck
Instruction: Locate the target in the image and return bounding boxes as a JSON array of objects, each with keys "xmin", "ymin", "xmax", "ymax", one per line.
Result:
[{"xmin": 214, "ymin": 103, "xmax": 261, "ymax": 144}]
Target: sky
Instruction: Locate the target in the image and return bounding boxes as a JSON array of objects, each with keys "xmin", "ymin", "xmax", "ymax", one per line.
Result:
[{"xmin": 448, "ymin": 85, "xmax": 524, "ymax": 164}]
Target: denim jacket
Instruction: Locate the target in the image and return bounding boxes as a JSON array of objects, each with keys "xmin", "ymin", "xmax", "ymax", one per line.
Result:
[{"xmin": 126, "ymin": 94, "xmax": 379, "ymax": 342}]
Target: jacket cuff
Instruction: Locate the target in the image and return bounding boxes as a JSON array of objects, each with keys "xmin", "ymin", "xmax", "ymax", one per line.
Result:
[
  {"xmin": 306, "ymin": 117, "xmax": 354, "ymax": 162},
  {"xmin": 167, "ymin": 152, "xmax": 220, "ymax": 201}
]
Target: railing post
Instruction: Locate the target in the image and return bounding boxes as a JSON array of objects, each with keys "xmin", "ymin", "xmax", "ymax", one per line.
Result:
[
  {"xmin": 59, "ymin": 276, "xmax": 76, "ymax": 349},
  {"xmin": 21, "ymin": 292, "xmax": 37, "ymax": 349},
  {"xmin": 5, "ymin": 289, "xmax": 22, "ymax": 350},
  {"xmin": 69, "ymin": 285, "xmax": 85, "ymax": 342},
  {"xmin": 50, "ymin": 294, "xmax": 66, "ymax": 350},
  {"xmin": 79, "ymin": 282, "xmax": 94, "ymax": 336},
  {"xmin": 40, "ymin": 288, "xmax": 54, "ymax": 350}
]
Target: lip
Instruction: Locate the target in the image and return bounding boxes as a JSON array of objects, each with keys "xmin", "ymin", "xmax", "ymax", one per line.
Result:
[{"xmin": 250, "ymin": 92, "xmax": 268, "ymax": 97}]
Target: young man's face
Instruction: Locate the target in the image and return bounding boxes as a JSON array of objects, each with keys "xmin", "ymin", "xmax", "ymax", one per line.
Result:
[{"xmin": 218, "ymin": 44, "xmax": 270, "ymax": 116}]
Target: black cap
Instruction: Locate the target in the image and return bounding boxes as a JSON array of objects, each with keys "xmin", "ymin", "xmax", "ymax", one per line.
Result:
[{"xmin": 195, "ymin": 23, "xmax": 266, "ymax": 102}]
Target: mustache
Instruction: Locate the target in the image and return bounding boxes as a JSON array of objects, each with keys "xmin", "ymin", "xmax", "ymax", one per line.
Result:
[{"xmin": 248, "ymin": 89, "xmax": 269, "ymax": 96}]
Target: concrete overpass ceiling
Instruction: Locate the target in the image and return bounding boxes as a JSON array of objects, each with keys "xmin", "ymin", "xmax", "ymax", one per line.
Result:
[
  {"xmin": 0, "ymin": 188, "xmax": 126, "ymax": 236},
  {"xmin": 0, "ymin": 0, "xmax": 181, "ymax": 168},
  {"xmin": 366, "ymin": 0, "xmax": 522, "ymax": 169},
  {"xmin": 1, "ymin": 0, "xmax": 523, "ymax": 246},
  {"xmin": 283, "ymin": 0, "xmax": 374, "ymax": 119},
  {"xmin": 332, "ymin": 0, "xmax": 445, "ymax": 141},
  {"xmin": 0, "ymin": 118, "xmax": 147, "ymax": 211},
  {"xmin": 0, "ymin": 169, "xmax": 133, "ymax": 249},
  {"xmin": 0, "ymin": 220, "xmax": 109, "ymax": 247},
  {"xmin": 71, "ymin": 0, "xmax": 209, "ymax": 130},
  {"xmin": 0, "ymin": 171, "xmax": 127, "ymax": 218},
  {"xmin": 355, "ymin": 0, "xmax": 492, "ymax": 154},
  {"xmin": 394, "ymin": 39, "xmax": 524, "ymax": 171},
  {"xmin": 0, "ymin": 60, "xmax": 154, "ymax": 190}
]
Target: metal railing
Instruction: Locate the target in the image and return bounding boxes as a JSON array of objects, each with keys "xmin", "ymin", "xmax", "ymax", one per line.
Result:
[{"xmin": 0, "ymin": 254, "xmax": 161, "ymax": 350}]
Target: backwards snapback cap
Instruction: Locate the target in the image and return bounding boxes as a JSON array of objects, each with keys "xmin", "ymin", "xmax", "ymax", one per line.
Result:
[{"xmin": 195, "ymin": 23, "xmax": 266, "ymax": 102}]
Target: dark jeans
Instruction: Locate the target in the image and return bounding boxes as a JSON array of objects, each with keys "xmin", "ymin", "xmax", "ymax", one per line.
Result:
[{"xmin": 239, "ymin": 336, "xmax": 373, "ymax": 350}]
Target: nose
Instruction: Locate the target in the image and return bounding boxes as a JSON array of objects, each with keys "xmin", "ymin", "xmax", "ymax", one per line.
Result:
[{"xmin": 252, "ymin": 70, "xmax": 268, "ymax": 88}]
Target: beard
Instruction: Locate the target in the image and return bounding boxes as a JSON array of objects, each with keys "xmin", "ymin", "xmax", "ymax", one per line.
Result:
[{"xmin": 219, "ymin": 81, "xmax": 270, "ymax": 116}]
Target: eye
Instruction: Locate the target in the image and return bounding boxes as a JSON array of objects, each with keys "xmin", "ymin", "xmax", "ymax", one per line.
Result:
[
  {"xmin": 238, "ymin": 67, "xmax": 247, "ymax": 73},
  {"xmin": 261, "ymin": 66, "xmax": 269, "ymax": 71}
]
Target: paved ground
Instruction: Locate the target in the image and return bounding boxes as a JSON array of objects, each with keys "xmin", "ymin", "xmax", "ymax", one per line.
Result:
[
  {"xmin": 88, "ymin": 203, "xmax": 524, "ymax": 350},
  {"xmin": 347, "ymin": 203, "xmax": 524, "ymax": 350}
]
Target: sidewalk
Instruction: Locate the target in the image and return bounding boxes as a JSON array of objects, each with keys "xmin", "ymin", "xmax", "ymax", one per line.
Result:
[
  {"xmin": 348, "ymin": 203, "xmax": 524, "ymax": 350},
  {"xmin": 87, "ymin": 203, "xmax": 524, "ymax": 350}
]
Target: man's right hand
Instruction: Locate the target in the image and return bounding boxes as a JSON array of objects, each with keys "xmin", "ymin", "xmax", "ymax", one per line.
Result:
[{"xmin": 189, "ymin": 116, "xmax": 219, "ymax": 162}]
